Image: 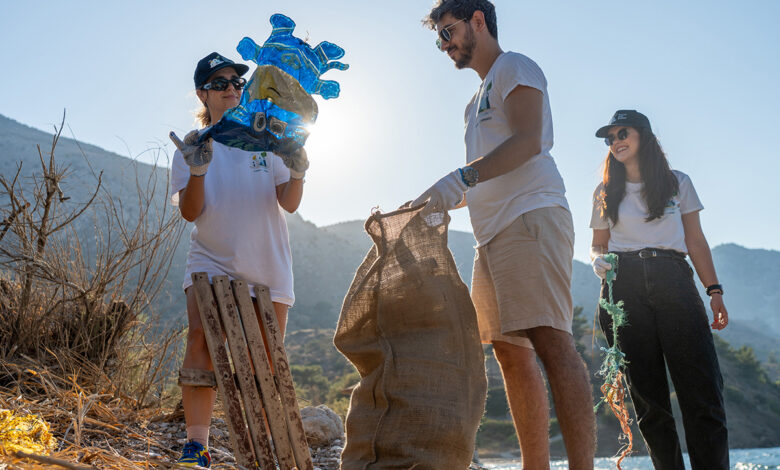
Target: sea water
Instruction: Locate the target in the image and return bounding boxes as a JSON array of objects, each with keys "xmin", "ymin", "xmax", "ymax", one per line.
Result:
[{"xmin": 482, "ymin": 447, "xmax": 780, "ymax": 469}]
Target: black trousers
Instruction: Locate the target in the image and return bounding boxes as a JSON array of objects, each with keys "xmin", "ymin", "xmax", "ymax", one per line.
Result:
[{"xmin": 598, "ymin": 249, "xmax": 729, "ymax": 470}]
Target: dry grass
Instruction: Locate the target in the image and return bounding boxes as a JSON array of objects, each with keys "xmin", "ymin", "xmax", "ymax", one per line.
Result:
[
  {"xmin": 0, "ymin": 113, "xmax": 203, "ymax": 468},
  {"xmin": 0, "ymin": 363, "xmax": 242, "ymax": 469}
]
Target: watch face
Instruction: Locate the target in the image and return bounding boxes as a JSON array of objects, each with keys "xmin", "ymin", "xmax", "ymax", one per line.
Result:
[{"xmin": 463, "ymin": 167, "xmax": 478, "ymax": 187}]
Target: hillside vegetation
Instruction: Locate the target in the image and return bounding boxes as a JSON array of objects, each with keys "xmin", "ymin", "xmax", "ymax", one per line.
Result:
[
  {"xmin": 3, "ymin": 113, "xmax": 778, "ymax": 361},
  {"xmin": 2, "ymin": 113, "xmax": 779, "ymax": 462}
]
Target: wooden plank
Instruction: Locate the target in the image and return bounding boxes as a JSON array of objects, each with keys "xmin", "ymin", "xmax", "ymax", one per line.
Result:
[
  {"xmin": 254, "ymin": 285, "xmax": 314, "ymax": 470},
  {"xmin": 232, "ymin": 280, "xmax": 297, "ymax": 469},
  {"xmin": 212, "ymin": 276, "xmax": 276, "ymax": 469},
  {"xmin": 190, "ymin": 273, "xmax": 256, "ymax": 469}
]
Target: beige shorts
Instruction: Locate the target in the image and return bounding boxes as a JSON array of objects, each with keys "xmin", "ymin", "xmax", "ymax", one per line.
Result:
[{"xmin": 471, "ymin": 206, "xmax": 575, "ymax": 349}]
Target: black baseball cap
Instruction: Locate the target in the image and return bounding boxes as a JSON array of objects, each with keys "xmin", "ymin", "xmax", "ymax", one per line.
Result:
[
  {"xmin": 595, "ymin": 110, "xmax": 652, "ymax": 138},
  {"xmin": 194, "ymin": 52, "xmax": 250, "ymax": 89}
]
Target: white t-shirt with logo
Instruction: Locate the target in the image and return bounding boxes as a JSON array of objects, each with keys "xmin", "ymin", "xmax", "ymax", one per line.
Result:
[
  {"xmin": 170, "ymin": 140, "xmax": 294, "ymax": 305},
  {"xmin": 464, "ymin": 51, "xmax": 569, "ymax": 247},
  {"xmin": 589, "ymin": 170, "xmax": 703, "ymax": 254}
]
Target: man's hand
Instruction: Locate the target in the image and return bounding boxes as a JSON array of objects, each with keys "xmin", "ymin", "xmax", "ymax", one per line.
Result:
[
  {"xmin": 411, "ymin": 169, "xmax": 467, "ymax": 216},
  {"xmin": 169, "ymin": 130, "xmax": 213, "ymax": 176},
  {"xmin": 710, "ymin": 294, "xmax": 729, "ymax": 330},
  {"xmin": 280, "ymin": 147, "xmax": 309, "ymax": 180},
  {"xmin": 591, "ymin": 255, "xmax": 614, "ymax": 280}
]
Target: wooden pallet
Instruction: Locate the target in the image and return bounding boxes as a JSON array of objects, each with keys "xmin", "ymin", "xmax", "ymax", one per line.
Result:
[{"xmin": 191, "ymin": 273, "xmax": 313, "ymax": 470}]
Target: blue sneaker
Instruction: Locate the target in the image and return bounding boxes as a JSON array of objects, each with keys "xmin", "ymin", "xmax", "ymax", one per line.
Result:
[{"xmin": 177, "ymin": 440, "xmax": 211, "ymax": 468}]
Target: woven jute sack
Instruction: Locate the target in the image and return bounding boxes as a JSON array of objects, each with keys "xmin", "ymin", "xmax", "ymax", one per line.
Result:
[{"xmin": 334, "ymin": 206, "xmax": 487, "ymax": 470}]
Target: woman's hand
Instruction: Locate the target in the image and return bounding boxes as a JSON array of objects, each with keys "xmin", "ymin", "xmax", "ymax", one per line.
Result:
[
  {"xmin": 280, "ymin": 147, "xmax": 309, "ymax": 180},
  {"xmin": 590, "ymin": 230, "xmax": 612, "ymax": 279},
  {"xmin": 170, "ymin": 130, "xmax": 213, "ymax": 176},
  {"xmin": 709, "ymin": 294, "xmax": 728, "ymax": 330},
  {"xmin": 591, "ymin": 255, "xmax": 614, "ymax": 280}
]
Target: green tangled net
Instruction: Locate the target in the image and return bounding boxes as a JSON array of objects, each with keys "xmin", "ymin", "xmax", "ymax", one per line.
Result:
[
  {"xmin": 593, "ymin": 253, "xmax": 634, "ymax": 468},
  {"xmin": 595, "ymin": 252, "xmax": 628, "ymax": 410}
]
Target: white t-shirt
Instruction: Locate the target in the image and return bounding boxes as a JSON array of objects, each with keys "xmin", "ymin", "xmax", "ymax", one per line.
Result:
[
  {"xmin": 589, "ymin": 170, "xmax": 704, "ymax": 254},
  {"xmin": 464, "ymin": 51, "xmax": 569, "ymax": 247},
  {"xmin": 170, "ymin": 139, "xmax": 295, "ymax": 305}
]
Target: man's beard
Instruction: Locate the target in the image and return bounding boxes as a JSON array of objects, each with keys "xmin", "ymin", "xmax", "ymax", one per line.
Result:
[{"xmin": 454, "ymin": 26, "xmax": 476, "ymax": 69}]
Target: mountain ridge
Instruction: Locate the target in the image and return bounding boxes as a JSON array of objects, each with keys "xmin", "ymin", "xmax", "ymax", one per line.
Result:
[{"xmin": 1, "ymin": 112, "xmax": 777, "ymax": 359}]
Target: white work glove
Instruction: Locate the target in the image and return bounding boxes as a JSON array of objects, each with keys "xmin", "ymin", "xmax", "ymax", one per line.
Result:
[
  {"xmin": 411, "ymin": 169, "xmax": 467, "ymax": 216},
  {"xmin": 169, "ymin": 130, "xmax": 213, "ymax": 176},
  {"xmin": 280, "ymin": 147, "xmax": 309, "ymax": 180},
  {"xmin": 591, "ymin": 255, "xmax": 614, "ymax": 280}
]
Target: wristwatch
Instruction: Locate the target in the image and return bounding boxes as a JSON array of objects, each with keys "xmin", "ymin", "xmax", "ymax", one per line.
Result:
[{"xmin": 459, "ymin": 166, "xmax": 479, "ymax": 188}]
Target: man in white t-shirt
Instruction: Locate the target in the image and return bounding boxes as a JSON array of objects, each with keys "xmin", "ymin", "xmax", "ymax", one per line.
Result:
[{"xmin": 413, "ymin": 1, "xmax": 595, "ymax": 467}]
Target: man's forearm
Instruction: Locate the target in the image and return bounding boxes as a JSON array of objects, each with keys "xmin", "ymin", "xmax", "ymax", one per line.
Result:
[{"xmin": 466, "ymin": 131, "xmax": 541, "ymax": 183}]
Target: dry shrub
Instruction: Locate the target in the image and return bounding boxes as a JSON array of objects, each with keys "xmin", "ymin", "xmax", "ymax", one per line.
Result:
[{"xmin": 0, "ymin": 112, "xmax": 185, "ymax": 407}]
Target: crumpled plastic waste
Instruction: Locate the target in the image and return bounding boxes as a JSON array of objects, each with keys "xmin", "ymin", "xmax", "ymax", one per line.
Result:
[
  {"xmin": 204, "ymin": 13, "xmax": 348, "ymax": 154},
  {"xmin": 0, "ymin": 409, "xmax": 57, "ymax": 455}
]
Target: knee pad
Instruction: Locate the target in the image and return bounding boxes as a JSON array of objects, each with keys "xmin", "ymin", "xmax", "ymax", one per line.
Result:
[{"xmin": 178, "ymin": 368, "xmax": 217, "ymax": 389}]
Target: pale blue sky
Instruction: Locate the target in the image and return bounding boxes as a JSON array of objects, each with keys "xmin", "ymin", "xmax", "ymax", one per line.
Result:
[{"xmin": 2, "ymin": 1, "xmax": 778, "ymax": 261}]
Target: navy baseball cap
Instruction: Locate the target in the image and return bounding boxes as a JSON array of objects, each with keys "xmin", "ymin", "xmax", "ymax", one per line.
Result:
[
  {"xmin": 194, "ymin": 52, "xmax": 250, "ymax": 89},
  {"xmin": 595, "ymin": 110, "xmax": 652, "ymax": 138}
]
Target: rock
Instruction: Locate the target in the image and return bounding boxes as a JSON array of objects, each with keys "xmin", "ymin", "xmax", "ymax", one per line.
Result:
[{"xmin": 300, "ymin": 405, "xmax": 344, "ymax": 447}]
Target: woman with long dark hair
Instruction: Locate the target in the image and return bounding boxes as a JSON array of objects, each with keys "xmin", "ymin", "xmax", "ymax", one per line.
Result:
[{"xmin": 589, "ymin": 110, "xmax": 729, "ymax": 470}]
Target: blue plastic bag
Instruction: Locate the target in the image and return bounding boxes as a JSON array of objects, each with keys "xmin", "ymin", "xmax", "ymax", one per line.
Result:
[{"xmin": 205, "ymin": 14, "xmax": 348, "ymax": 154}]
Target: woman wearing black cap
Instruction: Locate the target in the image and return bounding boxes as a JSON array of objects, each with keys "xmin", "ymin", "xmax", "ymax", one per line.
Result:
[
  {"xmin": 589, "ymin": 110, "xmax": 729, "ymax": 470},
  {"xmin": 169, "ymin": 52, "xmax": 305, "ymax": 467}
]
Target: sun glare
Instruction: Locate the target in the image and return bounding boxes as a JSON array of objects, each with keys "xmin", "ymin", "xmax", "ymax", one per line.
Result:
[{"xmin": 303, "ymin": 95, "xmax": 370, "ymax": 181}]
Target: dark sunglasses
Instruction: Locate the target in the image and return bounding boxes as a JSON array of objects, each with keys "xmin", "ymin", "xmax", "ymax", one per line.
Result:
[
  {"xmin": 435, "ymin": 18, "xmax": 466, "ymax": 50},
  {"xmin": 201, "ymin": 77, "xmax": 247, "ymax": 91},
  {"xmin": 604, "ymin": 128, "xmax": 629, "ymax": 146}
]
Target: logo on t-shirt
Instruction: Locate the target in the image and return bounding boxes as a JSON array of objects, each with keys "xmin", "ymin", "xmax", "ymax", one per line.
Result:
[
  {"xmin": 664, "ymin": 195, "xmax": 680, "ymax": 215},
  {"xmin": 250, "ymin": 152, "xmax": 269, "ymax": 173},
  {"xmin": 478, "ymin": 81, "xmax": 492, "ymax": 114}
]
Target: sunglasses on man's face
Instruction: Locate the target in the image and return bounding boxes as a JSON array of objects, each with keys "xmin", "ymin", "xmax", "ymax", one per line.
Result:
[
  {"xmin": 202, "ymin": 77, "xmax": 247, "ymax": 91},
  {"xmin": 435, "ymin": 18, "xmax": 466, "ymax": 50},
  {"xmin": 605, "ymin": 128, "xmax": 629, "ymax": 146}
]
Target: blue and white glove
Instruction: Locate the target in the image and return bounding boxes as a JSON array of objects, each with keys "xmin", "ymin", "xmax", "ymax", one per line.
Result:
[
  {"xmin": 411, "ymin": 169, "xmax": 467, "ymax": 216},
  {"xmin": 169, "ymin": 130, "xmax": 213, "ymax": 176},
  {"xmin": 591, "ymin": 255, "xmax": 614, "ymax": 280}
]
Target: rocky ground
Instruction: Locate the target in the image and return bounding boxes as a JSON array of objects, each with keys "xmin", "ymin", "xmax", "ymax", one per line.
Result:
[
  {"xmin": 143, "ymin": 405, "xmax": 487, "ymax": 470},
  {"xmin": 1, "ymin": 398, "xmax": 488, "ymax": 469},
  {"xmin": 142, "ymin": 413, "xmax": 344, "ymax": 469}
]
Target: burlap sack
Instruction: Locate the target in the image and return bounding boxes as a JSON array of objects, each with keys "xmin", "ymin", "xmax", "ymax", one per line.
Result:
[{"xmin": 334, "ymin": 206, "xmax": 487, "ymax": 470}]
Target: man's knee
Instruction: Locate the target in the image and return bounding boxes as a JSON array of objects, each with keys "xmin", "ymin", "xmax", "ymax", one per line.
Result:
[
  {"xmin": 526, "ymin": 326, "xmax": 576, "ymax": 357},
  {"xmin": 492, "ymin": 341, "xmax": 537, "ymax": 375}
]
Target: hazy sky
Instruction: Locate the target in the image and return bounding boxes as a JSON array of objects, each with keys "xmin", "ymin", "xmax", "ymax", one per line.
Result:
[{"xmin": 2, "ymin": 0, "xmax": 778, "ymax": 261}]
